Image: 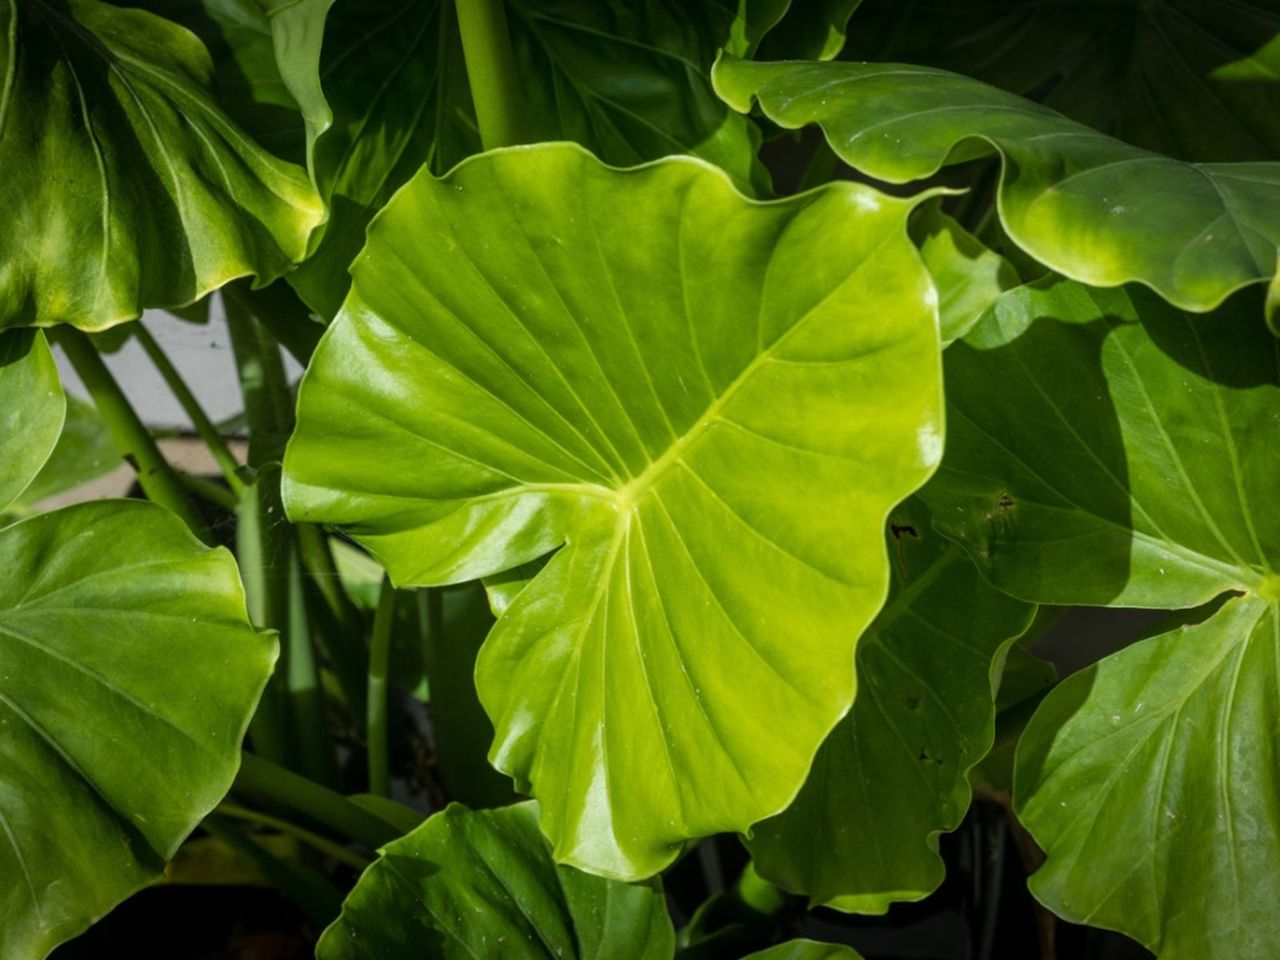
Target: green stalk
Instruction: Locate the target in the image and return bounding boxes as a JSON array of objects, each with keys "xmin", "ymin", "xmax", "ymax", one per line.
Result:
[
  {"xmin": 215, "ymin": 801, "xmax": 371, "ymax": 870},
  {"xmin": 236, "ymin": 478, "xmax": 288, "ymax": 764},
  {"xmin": 201, "ymin": 814, "xmax": 344, "ymax": 925},
  {"xmin": 297, "ymin": 523, "xmax": 369, "ymax": 721},
  {"xmin": 176, "ymin": 470, "xmax": 239, "ymax": 511},
  {"xmin": 456, "ymin": 0, "xmax": 525, "ymax": 149},
  {"xmin": 366, "ymin": 575, "xmax": 396, "ymax": 797},
  {"xmin": 285, "ymin": 536, "xmax": 340, "ymax": 788},
  {"xmin": 56, "ymin": 328, "xmax": 210, "ymax": 541},
  {"xmin": 235, "ymin": 751, "xmax": 400, "ymax": 850},
  {"xmin": 134, "ymin": 323, "xmax": 244, "ymax": 493}
]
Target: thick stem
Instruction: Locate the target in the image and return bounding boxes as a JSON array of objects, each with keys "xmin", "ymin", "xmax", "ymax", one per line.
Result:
[
  {"xmin": 235, "ymin": 751, "xmax": 401, "ymax": 850},
  {"xmin": 134, "ymin": 322, "xmax": 244, "ymax": 493},
  {"xmin": 56, "ymin": 328, "xmax": 210, "ymax": 541},
  {"xmin": 297, "ymin": 523, "xmax": 369, "ymax": 720},
  {"xmin": 285, "ymin": 536, "xmax": 340, "ymax": 788},
  {"xmin": 215, "ymin": 801, "xmax": 371, "ymax": 870},
  {"xmin": 456, "ymin": 0, "xmax": 525, "ymax": 149},
  {"xmin": 366, "ymin": 575, "xmax": 396, "ymax": 797}
]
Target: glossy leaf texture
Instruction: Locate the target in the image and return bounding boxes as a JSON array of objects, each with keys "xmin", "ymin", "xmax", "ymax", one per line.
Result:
[
  {"xmin": 316, "ymin": 801, "xmax": 674, "ymax": 960},
  {"xmin": 747, "ymin": 498, "xmax": 1034, "ymax": 913},
  {"xmin": 0, "ymin": 500, "xmax": 277, "ymax": 958},
  {"xmin": 713, "ymin": 56, "xmax": 1280, "ymax": 313},
  {"xmin": 0, "ymin": 0, "xmax": 323, "ymax": 331},
  {"xmin": 842, "ymin": 0, "xmax": 1280, "ymax": 162},
  {"xmin": 0, "ymin": 330, "xmax": 64, "ymax": 512},
  {"xmin": 921, "ymin": 279, "xmax": 1280, "ymax": 959},
  {"xmin": 284, "ymin": 144, "xmax": 944, "ymax": 879},
  {"xmin": 263, "ymin": 0, "xmax": 766, "ymax": 316}
]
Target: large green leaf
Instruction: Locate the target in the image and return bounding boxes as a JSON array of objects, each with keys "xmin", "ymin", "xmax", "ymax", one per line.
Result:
[
  {"xmin": 283, "ymin": 144, "xmax": 943, "ymax": 879},
  {"xmin": 263, "ymin": 0, "xmax": 765, "ymax": 317},
  {"xmin": 7, "ymin": 396, "xmax": 116, "ymax": 514},
  {"xmin": 0, "ymin": 330, "xmax": 64, "ymax": 513},
  {"xmin": 0, "ymin": 499, "xmax": 276, "ymax": 958},
  {"xmin": 843, "ymin": 0, "xmax": 1280, "ymax": 162},
  {"xmin": 920, "ymin": 278, "xmax": 1280, "ymax": 958},
  {"xmin": 316, "ymin": 801, "xmax": 674, "ymax": 960},
  {"xmin": 713, "ymin": 56, "xmax": 1280, "ymax": 313},
  {"xmin": 747, "ymin": 942, "xmax": 863, "ymax": 960},
  {"xmin": 747, "ymin": 498, "xmax": 1034, "ymax": 913},
  {"xmin": 0, "ymin": 0, "xmax": 323, "ymax": 332}
]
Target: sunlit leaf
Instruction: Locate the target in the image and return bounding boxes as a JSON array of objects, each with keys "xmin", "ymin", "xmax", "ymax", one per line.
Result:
[
  {"xmin": 0, "ymin": 330, "xmax": 64, "ymax": 513},
  {"xmin": 713, "ymin": 56, "xmax": 1280, "ymax": 313},
  {"xmin": 283, "ymin": 143, "xmax": 943, "ymax": 879}
]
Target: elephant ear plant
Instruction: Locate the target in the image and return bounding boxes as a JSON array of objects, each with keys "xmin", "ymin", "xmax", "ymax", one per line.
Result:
[{"xmin": 0, "ymin": 0, "xmax": 1277, "ymax": 958}]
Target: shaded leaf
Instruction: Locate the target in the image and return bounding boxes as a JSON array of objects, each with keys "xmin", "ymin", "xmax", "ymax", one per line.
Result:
[
  {"xmin": 0, "ymin": 0, "xmax": 323, "ymax": 331},
  {"xmin": 316, "ymin": 801, "xmax": 674, "ymax": 960},
  {"xmin": 713, "ymin": 56, "xmax": 1280, "ymax": 312},
  {"xmin": 0, "ymin": 500, "xmax": 276, "ymax": 958},
  {"xmin": 747, "ymin": 498, "xmax": 1034, "ymax": 912},
  {"xmin": 283, "ymin": 144, "xmax": 943, "ymax": 879},
  {"xmin": 0, "ymin": 330, "xmax": 64, "ymax": 513},
  {"xmin": 843, "ymin": 0, "xmax": 1280, "ymax": 162},
  {"xmin": 746, "ymin": 941, "xmax": 863, "ymax": 960},
  {"xmin": 920, "ymin": 278, "xmax": 1280, "ymax": 958},
  {"xmin": 263, "ymin": 0, "xmax": 765, "ymax": 316},
  {"xmin": 8, "ymin": 395, "xmax": 116, "ymax": 512}
]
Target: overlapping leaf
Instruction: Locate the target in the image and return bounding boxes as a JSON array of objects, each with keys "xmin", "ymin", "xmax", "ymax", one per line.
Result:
[
  {"xmin": 747, "ymin": 498, "xmax": 1033, "ymax": 912},
  {"xmin": 262, "ymin": 0, "xmax": 765, "ymax": 316},
  {"xmin": 0, "ymin": 500, "xmax": 276, "ymax": 958},
  {"xmin": 731, "ymin": 0, "xmax": 861, "ymax": 60},
  {"xmin": 713, "ymin": 56, "xmax": 1280, "ymax": 313},
  {"xmin": 0, "ymin": 330, "xmax": 64, "ymax": 512},
  {"xmin": 316, "ymin": 801, "xmax": 674, "ymax": 960},
  {"xmin": 283, "ymin": 144, "xmax": 943, "ymax": 879},
  {"xmin": 0, "ymin": 0, "xmax": 323, "ymax": 331},
  {"xmin": 921, "ymin": 278, "xmax": 1280, "ymax": 959},
  {"xmin": 843, "ymin": 0, "xmax": 1280, "ymax": 162}
]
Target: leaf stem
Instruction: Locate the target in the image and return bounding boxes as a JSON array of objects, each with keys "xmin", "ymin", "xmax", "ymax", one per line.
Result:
[
  {"xmin": 456, "ymin": 0, "xmax": 525, "ymax": 149},
  {"xmin": 367, "ymin": 575, "xmax": 396, "ymax": 797},
  {"xmin": 235, "ymin": 751, "xmax": 401, "ymax": 850},
  {"xmin": 296, "ymin": 523, "xmax": 369, "ymax": 721},
  {"xmin": 55, "ymin": 328, "xmax": 211, "ymax": 541},
  {"xmin": 134, "ymin": 322, "xmax": 244, "ymax": 494},
  {"xmin": 215, "ymin": 801, "xmax": 371, "ymax": 870}
]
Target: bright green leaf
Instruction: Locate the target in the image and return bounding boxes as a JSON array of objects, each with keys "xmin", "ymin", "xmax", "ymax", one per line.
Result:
[
  {"xmin": 920, "ymin": 278, "xmax": 1280, "ymax": 958},
  {"xmin": 750, "ymin": 0, "xmax": 862, "ymax": 61},
  {"xmin": 283, "ymin": 143, "xmax": 943, "ymax": 879},
  {"xmin": 263, "ymin": 0, "xmax": 766, "ymax": 317},
  {"xmin": 746, "ymin": 941, "xmax": 863, "ymax": 960},
  {"xmin": 843, "ymin": 0, "xmax": 1280, "ymax": 162},
  {"xmin": 747, "ymin": 498, "xmax": 1034, "ymax": 913},
  {"xmin": 0, "ymin": 500, "xmax": 276, "ymax": 958},
  {"xmin": 316, "ymin": 801, "xmax": 675, "ymax": 960},
  {"xmin": 0, "ymin": 0, "xmax": 323, "ymax": 331},
  {"xmin": 712, "ymin": 56, "xmax": 1280, "ymax": 312},
  {"xmin": 911, "ymin": 202, "xmax": 1019, "ymax": 343},
  {"xmin": 0, "ymin": 330, "xmax": 64, "ymax": 513}
]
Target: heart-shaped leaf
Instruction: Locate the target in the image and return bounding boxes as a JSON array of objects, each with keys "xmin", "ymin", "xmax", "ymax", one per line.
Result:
[
  {"xmin": 0, "ymin": 0, "xmax": 323, "ymax": 331},
  {"xmin": 284, "ymin": 143, "xmax": 943, "ymax": 879},
  {"xmin": 842, "ymin": 0, "xmax": 1280, "ymax": 162},
  {"xmin": 262, "ymin": 0, "xmax": 765, "ymax": 316},
  {"xmin": 0, "ymin": 499, "xmax": 277, "ymax": 958},
  {"xmin": 713, "ymin": 56, "xmax": 1280, "ymax": 313},
  {"xmin": 0, "ymin": 330, "xmax": 64, "ymax": 513},
  {"xmin": 921, "ymin": 278, "xmax": 1280, "ymax": 958},
  {"xmin": 747, "ymin": 498, "xmax": 1034, "ymax": 912},
  {"xmin": 316, "ymin": 801, "xmax": 674, "ymax": 960}
]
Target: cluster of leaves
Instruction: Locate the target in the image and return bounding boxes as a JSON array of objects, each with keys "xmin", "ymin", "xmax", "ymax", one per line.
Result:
[{"xmin": 1, "ymin": 0, "xmax": 1277, "ymax": 958}]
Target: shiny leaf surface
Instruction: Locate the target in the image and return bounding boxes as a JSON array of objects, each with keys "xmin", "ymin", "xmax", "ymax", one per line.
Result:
[{"xmin": 284, "ymin": 144, "xmax": 943, "ymax": 879}]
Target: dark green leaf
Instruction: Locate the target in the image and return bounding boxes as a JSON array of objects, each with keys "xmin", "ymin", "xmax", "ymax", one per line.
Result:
[
  {"xmin": 316, "ymin": 801, "xmax": 675, "ymax": 959},
  {"xmin": 921, "ymin": 277, "xmax": 1280, "ymax": 958},
  {"xmin": 747, "ymin": 498, "xmax": 1033, "ymax": 912},
  {"xmin": 8, "ymin": 396, "xmax": 117, "ymax": 512},
  {"xmin": 844, "ymin": 0, "xmax": 1280, "ymax": 162},
  {"xmin": 283, "ymin": 143, "xmax": 943, "ymax": 879},
  {"xmin": 0, "ymin": 330, "xmax": 64, "ymax": 513},
  {"xmin": 713, "ymin": 56, "xmax": 1280, "ymax": 313},
  {"xmin": 264, "ymin": 0, "xmax": 766, "ymax": 316},
  {"xmin": 0, "ymin": 0, "xmax": 323, "ymax": 332},
  {"xmin": 746, "ymin": 942, "xmax": 863, "ymax": 960},
  {"xmin": 0, "ymin": 500, "xmax": 276, "ymax": 957}
]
